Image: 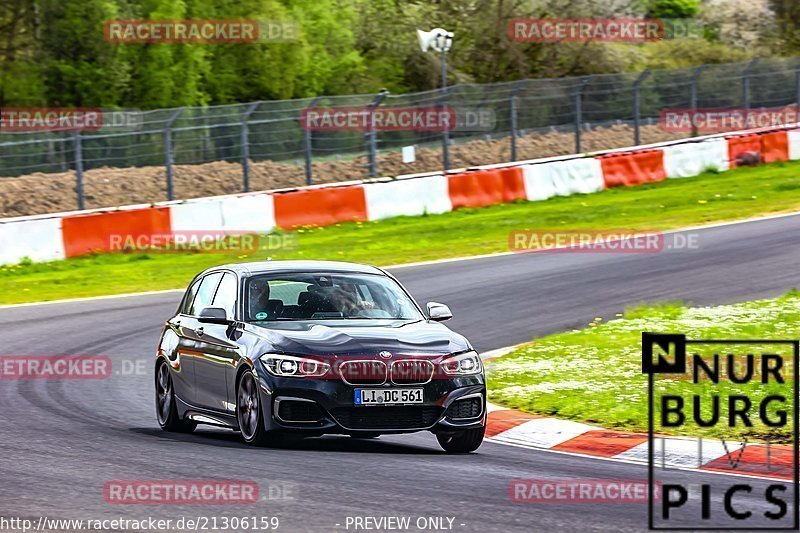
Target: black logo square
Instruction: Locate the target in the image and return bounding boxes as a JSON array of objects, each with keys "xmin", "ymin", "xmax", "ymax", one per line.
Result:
[{"xmin": 642, "ymin": 332, "xmax": 686, "ymax": 374}]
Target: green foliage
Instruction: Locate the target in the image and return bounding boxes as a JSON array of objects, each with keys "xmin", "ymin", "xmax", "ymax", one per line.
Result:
[
  {"xmin": 639, "ymin": 37, "xmax": 750, "ymax": 70},
  {"xmin": 646, "ymin": 0, "xmax": 700, "ymax": 19},
  {"xmin": 0, "ymin": 0, "xmax": 780, "ymax": 108},
  {"xmin": 770, "ymin": 0, "xmax": 800, "ymax": 53},
  {"xmin": 487, "ymin": 292, "xmax": 800, "ymax": 440}
]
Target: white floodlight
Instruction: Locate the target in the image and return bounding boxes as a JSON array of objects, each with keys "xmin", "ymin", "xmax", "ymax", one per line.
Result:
[{"xmin": 416, "ymin": 28, "xmax": 454, "ymax": 53}]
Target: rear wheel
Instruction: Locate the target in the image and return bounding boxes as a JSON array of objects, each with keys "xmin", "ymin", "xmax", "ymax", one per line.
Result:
[
  {"xmin": 436, "ymin": 426, "xmax": 485, "ymax": 453},
  {"xmin": 237, "ymin": 370, "xmax": 270, "ymax": 446},
  {"xmin": 155, "ymin": 361, "xmax": 196, "ymax": 433}
]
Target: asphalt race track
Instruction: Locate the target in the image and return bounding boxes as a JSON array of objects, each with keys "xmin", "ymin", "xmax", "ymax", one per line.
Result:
[{"xmin": 2, "ymin": 213, "xmax": 800, "ymax": 532}]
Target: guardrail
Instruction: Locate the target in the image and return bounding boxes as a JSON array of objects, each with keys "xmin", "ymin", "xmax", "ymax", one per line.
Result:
[
  {"xmin": 1, "ymin": 123, "xmax": 797, "ymax": 266},
  {"xmin": 1, "ymin": 57, "xmax": 799, "ymax": 212}
]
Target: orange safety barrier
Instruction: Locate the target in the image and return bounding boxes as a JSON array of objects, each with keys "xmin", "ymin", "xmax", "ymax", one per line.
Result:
[
  {"xmin": 760, "ymin": 131, "xmax": 789, "ymax": 164},
  {"xmin": 447, "ymin": 167, "xmax": 526, "ymax": 209},
  {"xmin": 726, "ymin": 134, "xmax": 762, "ymax": 167},
  {"xmin": 62, "ymin": 207, "xmax": 172, "ymax": 258},
  {"xmin": 273, "ymin": 185, "xmax": 368, "ymax": 229},
  {"xmin": 598, "ymin": 149, "xmax": 666, "ymax": 188}
]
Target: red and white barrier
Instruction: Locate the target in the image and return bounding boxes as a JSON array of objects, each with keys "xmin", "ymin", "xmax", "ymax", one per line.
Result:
[
  {"xmin": 274, "ymin": 185, "xmax": 367, "ymax": 229},
  {"xmin": 364, "ymin": 175, "xmax": 451, "ymax": 220},
  {"xmin": 0, "ymin": 217, "xmax": 65, "ymax": 262},
  {"xmin": 171, "ymin": 193, "xmax": 275, "ymax": 234},
  {"xmin": 760, "ymin": 130, "xmax": 790, "ymax": 164},
  {"xmin": 599, "ymin": 149, "xmax": 666, "ymax": 187},
  {"xmin": 789, "ymin": 130, "xmax": 800, "ymax": 160},
  {"xmin": 522, "ymin": 158, "xmax": 604, "ymax": 201},
  {"xmin": 2, "ymin": 124, "xmax": 800, "ymax": 265},
  {"xmin": 662, "ymin": 138, "xmax": 728, "ymax": 179},
  {"xmin": 447, "ymin": 167, "xmax": 526, "ymax": 208}
]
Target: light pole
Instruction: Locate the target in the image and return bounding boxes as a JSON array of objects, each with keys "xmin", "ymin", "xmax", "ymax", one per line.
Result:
[{"xmin": 417, "ymin": 28, "xmax": 454, "ymax": 170}]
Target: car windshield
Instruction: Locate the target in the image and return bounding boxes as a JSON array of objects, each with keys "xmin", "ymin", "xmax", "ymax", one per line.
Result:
[{"xmin": 244, "ymin": 272, "xmax": 422, "ymax": 322}]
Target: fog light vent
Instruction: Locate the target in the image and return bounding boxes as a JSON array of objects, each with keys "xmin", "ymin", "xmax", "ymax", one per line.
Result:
[
  {"xmin": 446, "ymin": 396, "xmax": 483, "ymax": 420},
  {"xmin": 275, "ymin": 398, "xmax": 324, "ymax": 423}
]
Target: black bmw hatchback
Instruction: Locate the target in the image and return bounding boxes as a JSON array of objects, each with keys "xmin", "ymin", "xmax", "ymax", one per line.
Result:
[{"xmin": 155, "ymin": 260, "xmax": 486, "ymax": 453}]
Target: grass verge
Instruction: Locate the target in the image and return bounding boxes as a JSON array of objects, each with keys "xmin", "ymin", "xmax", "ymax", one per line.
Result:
[
  {"xmin": 486, "ymin": 292, "xmax": 800, "ymax": 441},
  {"xmin": 3, "ymin": 160, "xmax": 800, "ymax": 304}
]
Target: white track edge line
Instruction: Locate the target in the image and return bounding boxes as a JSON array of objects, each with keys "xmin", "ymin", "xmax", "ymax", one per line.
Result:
[
  {"xmin": 3, "ymin": 209, "xmax": 800, "ymax": 309},
  {"xmin": 0, "ymin": 288, "xmax": 184, "ymax": 309}
]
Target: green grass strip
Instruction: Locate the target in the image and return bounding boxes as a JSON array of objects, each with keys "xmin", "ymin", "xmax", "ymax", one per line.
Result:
[
  {"xmin": 487, "ymin": 293, "xmax": 800, "ymax": 441},
  {"xmin": 3, "ymin": 160, "xmax": 800, "ymax": 304}
]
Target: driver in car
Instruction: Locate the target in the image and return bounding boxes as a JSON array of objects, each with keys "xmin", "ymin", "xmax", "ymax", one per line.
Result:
[{"xmin": 248, "ymin": 279, "xmax": 271, "ymax": 319}]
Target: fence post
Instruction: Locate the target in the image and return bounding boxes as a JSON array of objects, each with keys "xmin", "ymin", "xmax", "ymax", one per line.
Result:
[
  {"xmin": 795, "ymin": 62, "xmax": 800, "ymax": 127},
  {"xmin": 510, "ymin": 80, "xmax": 525, "ymax": 162},
  {"xmin": 574, "ymin": 77, "xmax": 591, "ymax": 153},
  {"xmin": 74, "ymin": 131, "xmax": 84, "ymax": 211},
  {"xmin": 690, "ymin": 64, "xmax": 708, "ymax": 138},
  {"xmin": 742, "ymin": 59, "xmax": 759, "ymax": 114},
  {"xmin": 633, "ymin": 70, "xmax": 651, "ymax": 146},
  {"xmin": 164, "ymin": 108, "xmax": 183, "ymax": 201},
  {"xmin": 303, "ymin": 97, "xmax": 322, "ymax": 186},
  {"xmin": 241, "ymin": 102, "xmax": 259, "ymax": 193},
  {"xmin": 366, "ymin": 90, "xmax": 389, "ymax": 179},
  {"xmin": 441, "ymin": 49, "xmax": 451, "ymax": 172}
]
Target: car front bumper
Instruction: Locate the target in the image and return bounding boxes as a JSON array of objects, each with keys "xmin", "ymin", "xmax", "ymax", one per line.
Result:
[{"xmin": 254, "ymin": 365, "xmax": 486, "ymax": 435}]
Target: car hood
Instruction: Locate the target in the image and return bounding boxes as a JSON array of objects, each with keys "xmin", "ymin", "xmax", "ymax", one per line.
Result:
[{"xmin": 247, "ymin": 319, "xmax": 471, "ymax": 357}]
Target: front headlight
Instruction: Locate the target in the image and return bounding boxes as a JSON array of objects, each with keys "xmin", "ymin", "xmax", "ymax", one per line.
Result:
[
  {"xmin": 260, "ymin": 354, "xmax": 330, "ymax": 378},
  {"xmin": 440, "ymin": 351, "xmax": 482, "ymax": 376}
]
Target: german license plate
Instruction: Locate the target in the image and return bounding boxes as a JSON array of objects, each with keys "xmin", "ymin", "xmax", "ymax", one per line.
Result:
[{"xmin": 354, "ymin": 388, "xmax": 423, "ymax": 405}]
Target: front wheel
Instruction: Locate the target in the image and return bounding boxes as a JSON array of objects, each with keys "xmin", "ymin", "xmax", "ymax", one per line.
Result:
[
  {"xmin": 155, "ymin": 361, "xmax": 196, "ymax": 433},
  {"xmin": 237, "ymin": 370, "xmax": 270, "ymax": 446},
  {"xmin": 436, "ymin": 426, "xmax": 485, "ymax": 453}
]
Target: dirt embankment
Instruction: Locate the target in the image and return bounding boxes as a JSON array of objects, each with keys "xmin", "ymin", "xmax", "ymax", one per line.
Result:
[{"xmin": 0, "ymin": 124, "xmax": 685, "ymax": 218}]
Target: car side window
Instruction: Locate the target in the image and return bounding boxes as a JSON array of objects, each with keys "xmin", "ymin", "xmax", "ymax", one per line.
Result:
[
  {"xmin": 212, "ymin": 273, "xmax": 238, "ymax": 320},
  {"xmin": 188, "ymin": 272, "xmax": 223, "ymax": 316},
  {"xmin": 181, "ymin": 278, "xmax": 202, "ymax": 315}
]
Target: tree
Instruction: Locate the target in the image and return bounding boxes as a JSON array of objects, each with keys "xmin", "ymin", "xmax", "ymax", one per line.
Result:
[
  {"xmin": 769, "ymin": 0, "xmax": 800, "ymax": 52},
  {"xmin": 122, "ymin": 0, "xmax": 209, "ymax": 107},
  {"xmin": 645, "ymin": 0, "xmax": 700, "ymax": 19},
  {"xmin": 0, "ymin": 0, "xmax": 46, "ymax": 106},
  {"xmin": 37, "ymin": 0, "xmax": 131, "ymax": 106},
  {"xmin": 700, "ymin": 0, "xmax": 776, "ymax": 50}
]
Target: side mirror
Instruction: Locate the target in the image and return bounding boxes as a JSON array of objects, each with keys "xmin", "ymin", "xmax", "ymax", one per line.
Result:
[
  {"xmin": 198, "ymin": 307, "xmax": 230, "ymax": 324},
  {"xmin": 427, "ymin": 302, "xmax": 453, "ymax": 322}
]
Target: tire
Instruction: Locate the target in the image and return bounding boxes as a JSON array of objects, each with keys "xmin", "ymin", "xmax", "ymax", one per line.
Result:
[
  {"xmin": 436, "ymin": 426, "xmax": 485, "ymax": 453},
  {"xmin": 155, "ymin": 361, "xmax": 196, "ymax": 433},
  {"xmin": 237, "ymin": 370, "xmax": 270, "ymax": 446}
]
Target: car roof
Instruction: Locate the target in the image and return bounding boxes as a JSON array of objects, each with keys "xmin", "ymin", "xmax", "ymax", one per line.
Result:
[{"xmin": 200, "ymin": 260, "xmax": 386, "ymax": 278}]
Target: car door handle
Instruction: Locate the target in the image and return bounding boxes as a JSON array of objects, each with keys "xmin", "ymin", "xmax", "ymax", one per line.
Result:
[{"xmin": 196, "ymin": 327, "xmax": 204, "ymax": 337}]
